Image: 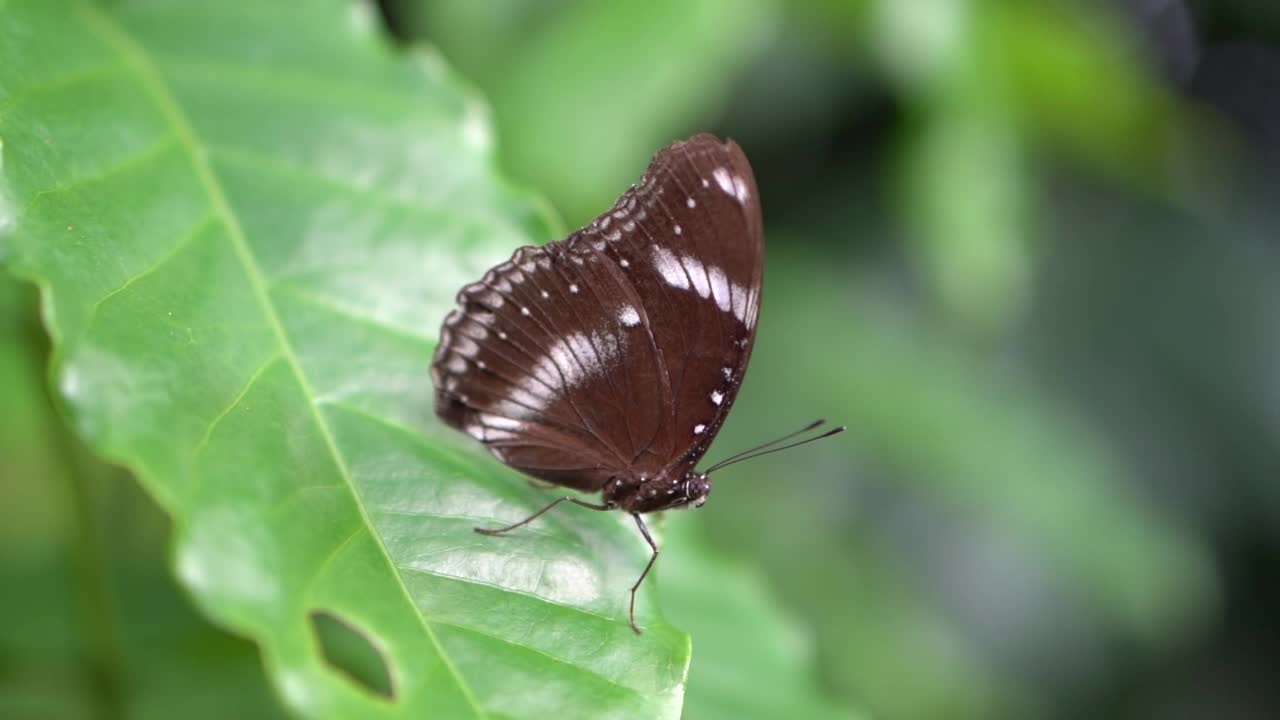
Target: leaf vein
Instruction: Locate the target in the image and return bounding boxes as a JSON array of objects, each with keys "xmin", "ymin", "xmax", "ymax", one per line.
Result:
[
  {"xmin": 18, "ymin": 134, "xmax": 181, "ymax": 218},
  {"xmin": 160, "ymin": 55, "xmax": 447, "ymax": 118},
  {"xmin": 429, "ymin": 619, "xmax": 648, "ymax": 703},
  {"xmin": 191, "ymin": 352, "xmax": 284, "ymax": 459},
  {"xmin": 370, "ymin": 507, "xmax": 584, "ymax": 549},
  {"xmin": 0, "ymin": 63, "xmax": 128, "ymax": 117},
  {"xmin": 304, "ymin": 523, "xmax": 365, "ymax": 599},
  {"xmin": 208, "ymin": 142, "xmax": 520, "ymax": 238},
  {"xmin": 80, "ymin": 211, "xmax": 216, "ymax": 334},
  {"xmin": 77, "ymin": 4, "xmax": 487, "ymax": 716},
  {"xmin": 319, "ymin": 400, "xmax": 490, "ymax": 474},
  {"xmin": 396, "ymin": 564, "xmax": 628, "ymax": 628},
  {"xmin": 271, "ymin": 283, "xmax": 432, "ymax": 350}
]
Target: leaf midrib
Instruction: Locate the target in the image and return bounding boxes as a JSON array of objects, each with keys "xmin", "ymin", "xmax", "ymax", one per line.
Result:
[{"xmin": 75, "ymin": 3, "xmax": 488, "ymax": 716}]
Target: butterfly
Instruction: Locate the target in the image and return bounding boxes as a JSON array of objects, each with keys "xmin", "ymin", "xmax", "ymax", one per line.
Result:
[{"xmin": 431, "ymin": 134, "xmax": 842, "ymax": 633}]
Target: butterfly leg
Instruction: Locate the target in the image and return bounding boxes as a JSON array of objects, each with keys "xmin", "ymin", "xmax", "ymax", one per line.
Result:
[
  {"xmin": 628, "ymin": 513, "xmax": 660, "ymax": 635},
  {"xmin": 474, "ymin": 495, "xmax": 612, "ymax": 535}
]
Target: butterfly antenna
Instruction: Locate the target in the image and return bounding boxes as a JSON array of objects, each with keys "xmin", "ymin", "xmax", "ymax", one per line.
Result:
[
  {"xmin": 705, "ymin": 420, "xmax": 845, "ymax": 474},
  {"xmin": 706, "ymin": 419, "xmax": 825, "ymax": 471}
]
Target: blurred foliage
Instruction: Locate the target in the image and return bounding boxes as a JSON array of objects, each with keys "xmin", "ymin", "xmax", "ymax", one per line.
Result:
[
  {"xmin": 4, "ymin": 0, "xmax": 1280, "ymax": 718},
  {"xmin": 409, "ymin": 0, "xmax": 1201, "ymax": 335},
  {"xmin": 0, "ymin": 276, "xmax": 288, "ymax": 720},
  {"xmin": 405, "ymin": 0, "xmax": 1280, "ymax": 717},
  {"xmin": 404, "ymin": 0, "xmax": 777, "ymax": 228},
  {"xmin": 661, "ymin": 514, "xmax": 861, "ymax": 720}
]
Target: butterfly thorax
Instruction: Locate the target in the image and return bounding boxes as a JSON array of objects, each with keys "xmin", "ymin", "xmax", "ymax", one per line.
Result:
[{"xmin": 604, "ymin": 470, "xmax": 712, "ymax": 513}]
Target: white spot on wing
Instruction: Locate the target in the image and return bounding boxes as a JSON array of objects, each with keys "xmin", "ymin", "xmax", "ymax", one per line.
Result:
[
  {"xmin": 479, "ymin": 413, "xmax": 523, "ymax": 431},
  {"xmin": 711, "ymin": 390, "xmax": 724, "ymax": 405},
  {"xmin": 687, "ymin": 197, "xmax": 696, "ymax": 208},
  {"xmin": 567, "ymin": 333, "xmax": 595, "ymax": 371},
  {"xmin": 674, "ymin": 224, "xmax": 682, "ymax": 236},
  {"xmin": 652, "ymin": 246, "xmax": 689, "ymax": 290},
  {"xmin": 731, "ymin": 283, "xmax": 749, "ymax": 323},
  {"xmin": 569, "ymin": 283, "xmax": 579, "ymax": 294},
  {"xmin": 681, "ymin": 254, "xmax": 711, "ymax": 299},
  {"xmin": 713, "ymin": 167, "xmax": 734, "ymax": 195},
  {"xmin": 619, "ymin": 305, "xmax": 640, "ymax": 327},
  {"xmin": 694, "ymin": 424, "xmax": 706, "ymax": 435},
  {"xmin": 497, "ymin": 388, "xmax": 546, "ymax": 416},
  {"xmin": 521, "ymin": 329, "xmax": 627, "ymax": 405},
  {"xmin": 452, "ymin": 336, "xmax": 478, "ymax": 358},
  {"xmin": 733, "ymin": 175, "xmax": 750, "ymax": 204},
  {"xmin": 708, "ymin": 265, "xmax": 731, "ymax": 312},
  {"xmin": 546, "ymin": 338, "xmax": 581, "ymax": 386},
  {"xmin": 646, "ymin": 249, "xmax": 752, "ymax": 322},
  {"xmin": 593, "ymin": 329, "xmax": 620, "ymax": 360},
  {"xmin": 520, "ymin": 306, "xmax": 530, "ymax": 316}
]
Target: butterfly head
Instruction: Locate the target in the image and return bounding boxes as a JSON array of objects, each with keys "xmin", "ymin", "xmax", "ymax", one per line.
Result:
[{"xmin": 682, "ymin": 471, "xmax": 712, "ymax": 509}]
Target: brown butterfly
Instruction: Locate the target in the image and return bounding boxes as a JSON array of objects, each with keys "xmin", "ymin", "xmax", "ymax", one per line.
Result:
[{"xmin": 431, "ymin": 134, "xmax": 842, "ymax": 633}]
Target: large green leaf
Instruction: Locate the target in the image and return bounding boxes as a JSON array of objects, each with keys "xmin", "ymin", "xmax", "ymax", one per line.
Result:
[{"xmin": 0, "ymin": 2, "xmax": 694, "ymax": 717}]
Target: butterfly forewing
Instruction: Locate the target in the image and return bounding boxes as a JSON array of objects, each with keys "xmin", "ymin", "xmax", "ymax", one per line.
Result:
[{"xmin": 432, "ymin": 134, "xmax": 763, "ymax": 488}]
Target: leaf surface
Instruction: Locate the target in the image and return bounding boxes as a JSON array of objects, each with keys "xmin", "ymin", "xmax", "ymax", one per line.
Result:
[{"xmin": 0, "ymin": 2, "xmax": 691, "ymax": 717}]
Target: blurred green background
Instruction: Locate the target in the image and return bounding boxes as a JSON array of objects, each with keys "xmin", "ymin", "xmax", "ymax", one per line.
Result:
[{"xmin": 5, "ymin": 0, "xmax": 1280, "ymax": 717}]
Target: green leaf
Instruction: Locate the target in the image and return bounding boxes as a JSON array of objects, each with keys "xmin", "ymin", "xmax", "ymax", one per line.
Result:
[{"xmin": 1, "ymin": 2, "xmax": 691, "ymax": 718}]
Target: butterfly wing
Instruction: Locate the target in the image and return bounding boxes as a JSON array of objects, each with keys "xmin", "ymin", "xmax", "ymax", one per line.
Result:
[
  {"xmin": 565, "ymin": 134, "xmax": 764, "ymax": 476},
  {"xmin": 432, "ymin": 134, "xmax": 763, "ymax": 487}
]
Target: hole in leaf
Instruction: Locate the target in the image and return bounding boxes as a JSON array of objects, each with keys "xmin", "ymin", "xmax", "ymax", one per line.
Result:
[{"xmin": 309, "ymin": 610, "xmax": 396, "ymax": 700}]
